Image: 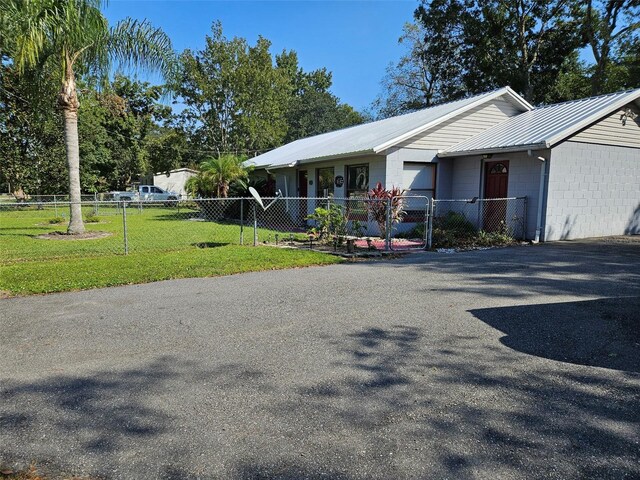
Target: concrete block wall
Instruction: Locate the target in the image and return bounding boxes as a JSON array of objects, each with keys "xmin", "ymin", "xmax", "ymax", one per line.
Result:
[{"xmin": 544, "ymin": 141, "xmax": 640, "ymax": 240}]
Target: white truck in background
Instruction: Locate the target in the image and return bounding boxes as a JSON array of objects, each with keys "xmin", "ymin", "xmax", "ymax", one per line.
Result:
[{"xmin": 110, "ymin": 185, "xmax": 179, "ymax": 202}]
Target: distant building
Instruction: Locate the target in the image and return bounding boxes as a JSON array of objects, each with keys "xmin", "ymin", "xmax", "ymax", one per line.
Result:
[{"xmin": 153, "ymin": 168, "xmax": 198, "ymax": 198}]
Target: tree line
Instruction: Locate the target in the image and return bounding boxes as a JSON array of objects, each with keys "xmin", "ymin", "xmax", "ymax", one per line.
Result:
[
  {"xmin": 375, "ymin": 0, "xmax": 640, "ymax": 117},
  {"xmin": 0, "ymin": 7, "xmax": 364, "ymax": 203},
  {"xmin": 2, "ymin": 0, "xmax": 638, "ymax": 234}
]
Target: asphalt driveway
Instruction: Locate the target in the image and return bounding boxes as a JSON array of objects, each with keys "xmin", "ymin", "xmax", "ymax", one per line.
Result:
[{"xmin": 1, "ymin": 237, "xmax": 639, "ymax": 479}]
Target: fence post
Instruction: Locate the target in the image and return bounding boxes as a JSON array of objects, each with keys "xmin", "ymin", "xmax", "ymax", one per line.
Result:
[
  {"xmin": 385, "ymin": 198, "xmax": 391, "ymax": 251},
  {"xmin": 122, "ymin": 202, "xmax": 129, "ymax": 255},
  {"xmin": 427, "ymin": 199, "xmax": 434, "ymax": 249},
  {"xmin": 522, "ymin": 197, "xmax": 527, "ymax": 240},
  {"xmin": 253, "ymin": 203, "xmax": 258, "ymax": 246},
  {"xmin": 53, "ymin": 195, "xmax": 58, "ymax": 217},
  {"xmin": 240, "ymin": 198, "xmax": 244, "ymax": 245},
  {"xmin": 94, "ymin": 192, "xmax": 98, "ymax": 215}
]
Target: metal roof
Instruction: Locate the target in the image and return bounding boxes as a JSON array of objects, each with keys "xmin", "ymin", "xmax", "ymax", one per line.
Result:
[
  {"xmin": 440, "ymin": 88, "xmax": 640, "ymax": 157},
  {"xmin": 249, "ymin": 87, "xmax": 531, "ymax": 168}
]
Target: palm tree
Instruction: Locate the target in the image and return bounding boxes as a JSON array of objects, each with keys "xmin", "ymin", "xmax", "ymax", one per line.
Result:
[
  {"xmin": 198, "ymin": 155, "xmax": 251, "ymax": 198},
  {"xmin": 5, "ymin": 0, "xmax": 175, "ymax": 233}
]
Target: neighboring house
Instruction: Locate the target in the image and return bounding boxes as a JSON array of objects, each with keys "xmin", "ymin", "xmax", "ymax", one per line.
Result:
[
  {"xmin": 249, "ymin": 87, "xmax": 640, "ymax": 241},
  {"xmin": 153, "ymin": 168, "xmax": 198, "ymax": 197}
]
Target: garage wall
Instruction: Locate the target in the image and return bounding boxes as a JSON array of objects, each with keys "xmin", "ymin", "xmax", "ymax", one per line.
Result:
[
  {"xmin": 385, "ymin": 147, "xmax": 439, "ymax": 195},
  {"xmin": 544, "ymin": 141, "xmax": 640, "ymax": 240}
]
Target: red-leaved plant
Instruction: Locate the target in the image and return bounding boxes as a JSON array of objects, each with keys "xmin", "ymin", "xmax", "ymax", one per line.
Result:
[{"xmin": 365, "ymin": 182, "xmax": 406, "ymax": 238}]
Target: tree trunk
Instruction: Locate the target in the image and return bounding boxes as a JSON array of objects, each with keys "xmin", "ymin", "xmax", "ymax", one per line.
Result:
[
  {"xmin": 59, "ymin": 65, "xmax": 85, "ymax": 234},
  {"xmin": 63, "ymin": 108, "xmax": 85, "ymax": 234}
]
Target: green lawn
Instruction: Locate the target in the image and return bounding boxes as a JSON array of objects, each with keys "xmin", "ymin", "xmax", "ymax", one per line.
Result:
[
  {"xmin": 0, "ymin": 204, "xmax": 340, "ymax": 295},
  {"xmin": 1, "ymin": 203, "xmax": 309, "ymax": 263}
]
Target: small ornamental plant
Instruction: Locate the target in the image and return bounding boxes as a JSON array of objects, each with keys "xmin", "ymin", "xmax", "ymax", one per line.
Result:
[
  {"xmin": 306, "ymin": 203, "xmax": 348, "ymax": 241},
  {"xmin": 365, "ymin": 182, "xmax": 405, "ymax": 238}
]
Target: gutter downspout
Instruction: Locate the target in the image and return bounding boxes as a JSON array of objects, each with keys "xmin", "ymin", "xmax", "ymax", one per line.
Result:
[{"xmin": 529, "ymin": 149, "xmax": 546, "ymax": 243}]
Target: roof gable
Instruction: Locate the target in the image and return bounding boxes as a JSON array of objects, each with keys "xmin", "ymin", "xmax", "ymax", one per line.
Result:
[
  {"xmin": 249, "ymin": 87, "xmax": 531, "ymax": 168},
  {"xmin": 440, "ymin": 88, "xmax": 640, "ymax": 157}
]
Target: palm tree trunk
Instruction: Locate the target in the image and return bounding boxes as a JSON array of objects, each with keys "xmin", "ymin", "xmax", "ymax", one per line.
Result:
[
  {"xmin": 60, "ymin": 66, "xmax": 85, "ymax": 234},
  {"xmin": 63, "ymin": 109, "xmax": 84, "ymax": 233}
]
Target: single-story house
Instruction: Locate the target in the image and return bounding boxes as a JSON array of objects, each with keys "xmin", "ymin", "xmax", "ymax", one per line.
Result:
[
  {"xmin": 249, "ymin": 86, "xmax": 640, "ymax": 241},
  {"xmin": 153, "ymin": 168, "xmax": 198, "ymax": 198}
]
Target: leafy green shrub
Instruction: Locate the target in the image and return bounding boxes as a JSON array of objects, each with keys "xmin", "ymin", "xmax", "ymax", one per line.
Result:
[
  {"xmin": 84, "ymin": 212, "xmax": 100, "ymax": 223},
  {"xmin": 431, "ymin": 217, "xmax": 515, "ymax": 249},
  {"xmin": 306, "ymin": 203, "xmax": 348, "ymax": 241},
  {"xmin": 474, "ymin": 226, "xmax": 514, "ymax": 247},
  {"xmin": 395, "ymin": 222, "xmax": 425, "ymax": 239},
  {"xmin": 350, "ymin": 219, "xmax": 366, "ymax": 238},
  {"xmin": 435, "ymin": 211, "xmax": 476, "ymax": 235}
]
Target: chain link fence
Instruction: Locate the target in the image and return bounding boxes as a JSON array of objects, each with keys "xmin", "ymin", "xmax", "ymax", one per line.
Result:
[
  {"xmin": 0, "ymin": 195, "xmax": 527, "ymax": 264},
  {"xmin": 428, "ymin": 197, "xmax": 527, "ymax": 249},
  {"xmin": 0, "ymin": 195, "xmax": 431, "ymax": 262}
]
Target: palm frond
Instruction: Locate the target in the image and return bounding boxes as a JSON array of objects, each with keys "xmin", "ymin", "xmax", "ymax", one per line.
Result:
[
  {"xmin": 5, "ymin": 0, "xmax": 107, "ymax": 74},
  {"xmin": 108, "ymin": 18, "xmax": 177, "ymax": 81}
]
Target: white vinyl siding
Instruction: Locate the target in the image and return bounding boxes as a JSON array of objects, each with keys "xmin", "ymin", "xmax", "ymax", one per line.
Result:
[
  {"xmin": 397, "ymin": 97, "xmax": 522, "ymax": 151},
  {"xmin": 569, "ymin": 104, "xmax": 640, "ymax": 149}
]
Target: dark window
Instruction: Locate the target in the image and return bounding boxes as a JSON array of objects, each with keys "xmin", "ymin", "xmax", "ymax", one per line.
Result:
[
  {"xmin": 317, "ymin": 167, "xmax": 334, "ymax": 197},
  {"xmin": 489, "ymin": 163, "xmax": 508, "ymax": 174},
  {"xmin": 346, "ymin": 164, "xmax": 369, "ymax": 197}
]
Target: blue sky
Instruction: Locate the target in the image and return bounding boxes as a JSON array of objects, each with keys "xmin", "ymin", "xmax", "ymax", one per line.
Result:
[{"xmin": 104, "ymin": 0, "xmax": 417, "ymax": 113}]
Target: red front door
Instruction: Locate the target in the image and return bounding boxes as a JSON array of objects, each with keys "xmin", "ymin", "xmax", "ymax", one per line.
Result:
[{"xmin": 483, "ymin": 161, "xmax": 509, "ymax": 232}]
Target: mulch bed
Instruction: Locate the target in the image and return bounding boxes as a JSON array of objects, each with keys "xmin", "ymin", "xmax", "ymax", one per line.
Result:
[{"xmin": 35, "ymin": 231, "xmax": 112, "ymax": 241}]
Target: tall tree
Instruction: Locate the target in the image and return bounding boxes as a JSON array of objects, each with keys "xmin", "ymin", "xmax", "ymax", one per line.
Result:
[
  {"xmin": 584, "ymin": 0, "xmax": 640, "ymax": 94},
  {"xmin": 376, "ymin": 1, "xmax": 466, "ymax": 117},
  {"xmin": 461, "ymin": 0, "xmax": 584, "ymax": 103},
  {"xmin": 377, "ymin": 0, "xmax": 586, "ymax": 113},
  {"xmin": 276, "ymin": 50, "xmax": 364, "ymax": 141},
  {"xmin": 177, "ymin": 22, "xmax": 289, "ymax": 159},
  {"xmin": 0, "ymin": 19, "xmax": 66, "ymax": 198},
  {"xmin": 5, "ymin": 0, "xmax": 175, "ymax": 233},
  {"xmin": 177, "ymin": 23, "xmax": 364, "ymax": 155}
]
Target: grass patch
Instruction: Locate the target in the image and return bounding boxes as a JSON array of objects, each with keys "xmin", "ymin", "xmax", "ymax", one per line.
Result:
[
  {"xmin": 0, "ymin": 204, "xmax": 341, "ymax": 295},
  {"xmin": 0, "ymin": 245, "xmax": 341, "ymax": 295},
  {"xmin": 0, "ymin": 204, "xmax": 306, "ymax": 264}
]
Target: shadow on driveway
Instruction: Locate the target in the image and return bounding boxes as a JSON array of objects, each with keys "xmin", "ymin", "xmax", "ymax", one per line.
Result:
[
  {"xmin": 277, "ymin": 323, "xmax": 640, "ymax": 479},
  {"xmin": 470, "ymin": 296, "xmax": 640, "ymax": 373},
  {"xmin": 386, "ymin": 237, "xmax": 640, "ymax": 300}
]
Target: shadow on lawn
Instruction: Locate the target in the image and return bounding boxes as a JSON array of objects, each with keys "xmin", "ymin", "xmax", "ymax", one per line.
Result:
[
  {"xmin": 271, "ymin": 317, "xmax": 640, "ymax": 478},
  {"xmin": 193, "ymin": 242, "xmax": 228, "ymax": 249}
]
